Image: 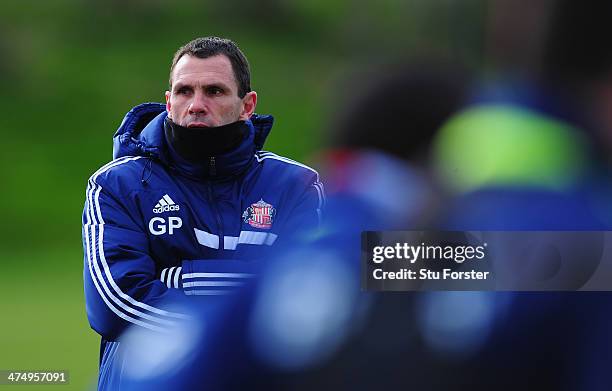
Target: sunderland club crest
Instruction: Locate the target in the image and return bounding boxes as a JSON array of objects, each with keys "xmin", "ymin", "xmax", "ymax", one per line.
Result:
[{"xmin": 243, "ymin": 199, "xmax": 276, "ymax": 229}]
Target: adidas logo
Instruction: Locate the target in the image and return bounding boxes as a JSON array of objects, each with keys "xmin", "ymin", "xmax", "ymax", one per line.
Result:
[{"xmin": 153, "ymin": 194, "xmax": 180, "ymax": 214}]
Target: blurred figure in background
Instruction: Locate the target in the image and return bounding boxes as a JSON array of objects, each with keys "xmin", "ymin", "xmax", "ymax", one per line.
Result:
[
  {"xmin": 321, "ymin": 60, "xmax": 470, "ymax": 230},
  {"xmin": 430, "ymin": 0, "xmax": 612, "ymax": 389},
  {"xmin": 435, "ymin": 0, "xmax": 612, "ymax": 229}
]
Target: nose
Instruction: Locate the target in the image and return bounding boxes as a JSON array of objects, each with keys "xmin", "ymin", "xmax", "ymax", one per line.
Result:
[{"xmin": 188, "ymin": 91, "xmax": 207, "ymax": 115}]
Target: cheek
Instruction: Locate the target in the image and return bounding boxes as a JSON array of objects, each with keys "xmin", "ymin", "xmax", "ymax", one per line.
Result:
[
  {"xmin": 213, "ymin": 100, "xmax": 238, "ymax": 117},
  {"xmin": 228, "ymin": 105, "xmax": 243, "ymax": 120},
  {"xmin": 172, "ymin": 99, "xmax": 191, "ymax": 116},
  {"xmin": 225, "ymin": 99, "xmax": 244, "ymax": 115}
]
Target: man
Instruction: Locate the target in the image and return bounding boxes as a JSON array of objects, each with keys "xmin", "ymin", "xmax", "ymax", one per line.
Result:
[{"xmin": 82, "ymin": 37, "xmax": 324, "ymax": 388}]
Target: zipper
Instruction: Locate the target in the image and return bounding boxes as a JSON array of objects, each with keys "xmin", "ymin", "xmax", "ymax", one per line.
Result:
[
  {"xmin": 207, "ymin": 182, "xmax": 224, "ymax": 246},
  {"xmin": 209, "ymin": 156, "xmax": 216, "ymax": 176}
]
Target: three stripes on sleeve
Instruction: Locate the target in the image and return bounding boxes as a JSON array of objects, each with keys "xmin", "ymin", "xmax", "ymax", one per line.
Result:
[{"xmin": 159, "ymin": 266, "xmax": 255, "ymax": 295}]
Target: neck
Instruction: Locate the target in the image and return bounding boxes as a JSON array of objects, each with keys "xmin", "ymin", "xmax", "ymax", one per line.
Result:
[{"xmin": 164, "ymin": 117, "xmax": 248, "ymax": 161}]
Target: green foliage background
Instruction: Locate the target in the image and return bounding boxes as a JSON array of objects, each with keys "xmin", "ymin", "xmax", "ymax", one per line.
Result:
[{"xmin": 0, "ymin": 1, "xmax": 483, "ymax": 389}]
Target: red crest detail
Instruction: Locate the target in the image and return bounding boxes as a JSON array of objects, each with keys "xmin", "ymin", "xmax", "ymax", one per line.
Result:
[{"xmin": 243, "ymin": 199, "xmax": 276, "ymax": 229}]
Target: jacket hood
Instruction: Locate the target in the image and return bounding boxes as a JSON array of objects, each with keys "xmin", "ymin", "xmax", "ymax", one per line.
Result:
[
  {"xmin": 113, "ymin": 103, "xmax": 273, "ymax": 159},
  {"xmin": 112, "ymin": 103, "xmax": 274, "ymax": 178}
]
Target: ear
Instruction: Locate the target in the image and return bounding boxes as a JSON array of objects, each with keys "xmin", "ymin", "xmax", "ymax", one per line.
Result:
[
  {"xmin": 239, "ymin": 91, "xmax": 257, "ymax": 120},
  {"xmin": 165, "ymin": 90, "xmax": 172, "ymax": 115}
]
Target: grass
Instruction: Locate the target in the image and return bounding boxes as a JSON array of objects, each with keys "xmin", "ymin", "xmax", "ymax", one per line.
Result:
[{"xmin": 0, "ymin": 247, "xmax": 99, "ymax": 390}]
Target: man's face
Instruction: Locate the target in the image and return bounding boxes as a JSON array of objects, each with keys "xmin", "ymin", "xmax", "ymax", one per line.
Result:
[{"xmin": 165, "ymin": 54, "xmax": 256, "ymax": 128}]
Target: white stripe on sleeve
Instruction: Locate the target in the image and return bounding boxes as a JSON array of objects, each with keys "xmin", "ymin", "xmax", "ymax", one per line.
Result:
[
  {"xmin": 84, "ymin": 156, "xmax": 188, "ymax": 333},
  {"xmin": 173, "ymin": 267, "xmax": 182, "ymax": 289}
]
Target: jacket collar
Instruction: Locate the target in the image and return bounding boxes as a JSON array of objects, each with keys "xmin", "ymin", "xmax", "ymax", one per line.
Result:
[{"xmin": 113, "ymin": 103, "xmax": 274, "ymax": 180}]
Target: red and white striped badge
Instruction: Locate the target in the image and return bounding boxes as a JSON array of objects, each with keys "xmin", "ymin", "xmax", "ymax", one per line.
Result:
[{"xmin": 243, "ymin": 199, "xmax": 276, "ymax": 229}]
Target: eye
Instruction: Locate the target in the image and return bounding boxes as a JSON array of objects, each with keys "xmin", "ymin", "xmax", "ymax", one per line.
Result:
[
  {"xmin": 176, "ymin": 86, "xmax": 192, "ymax": 95},
  {"xmin": 207, "ymin": 86, "xmax": 223, "ymax": 96}
]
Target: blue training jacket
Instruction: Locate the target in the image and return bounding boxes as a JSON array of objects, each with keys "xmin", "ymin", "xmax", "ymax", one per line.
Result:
[{"xmin": 82, "ymin": 103, "xmax": 324, "ymax": 386}]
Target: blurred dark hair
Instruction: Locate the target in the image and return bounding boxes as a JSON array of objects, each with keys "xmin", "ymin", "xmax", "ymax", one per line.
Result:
[
  {"xmin": 541, "ymin": 1, "xmax": 612, "ymax": 86},
  {"xmin": 331, "ymin": 61, "xmax": 469, "ymax": 165},
  {"xmin": 169, "ymin": 36, "xmax": 251, "ymax": 97}
]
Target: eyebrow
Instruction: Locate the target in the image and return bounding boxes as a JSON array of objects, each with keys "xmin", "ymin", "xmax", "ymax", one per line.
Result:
[
  {"xmin": 172, "ymin": 82, "xmax": 191, "ymax": 91},
  {"xmin": 172, "ymin": 81, "xmax": 232, "ymax": 92}
]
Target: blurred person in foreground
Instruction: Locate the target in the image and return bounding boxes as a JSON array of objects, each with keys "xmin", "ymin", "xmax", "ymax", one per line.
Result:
[
  {"xmin": 434, "ymin": 0, "xmax": 612, "ymax": 230},
  {"xmin": 429, "ymin": 1, "xmax": 612, "ymax": 389},
  {"xmin": 81, "ymin": 36, "xmax": 324, "ymax": 390}
]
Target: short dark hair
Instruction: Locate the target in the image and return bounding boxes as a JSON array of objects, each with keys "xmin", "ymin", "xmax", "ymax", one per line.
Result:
[{"xmin": 169, "ymin": 36, "xmax": 251, "ymax": 98}]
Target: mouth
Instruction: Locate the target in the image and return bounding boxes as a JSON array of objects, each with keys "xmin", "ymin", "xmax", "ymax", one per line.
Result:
[{"xmin": 186, "ymin": 122, "xmax": 210, "ymax": 128}]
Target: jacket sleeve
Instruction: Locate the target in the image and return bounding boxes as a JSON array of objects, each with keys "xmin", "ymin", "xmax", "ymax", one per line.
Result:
[
  {"xmin": 82, "ymin": 173, "xmax": 189, "ymax": 340},
  {"xmin": 283, "ymin": 174, "xmax": 326, "ymax": 236},
  {"xmin": 159, "ymin": 259, "xmax": 263, "ymax": 295}
]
